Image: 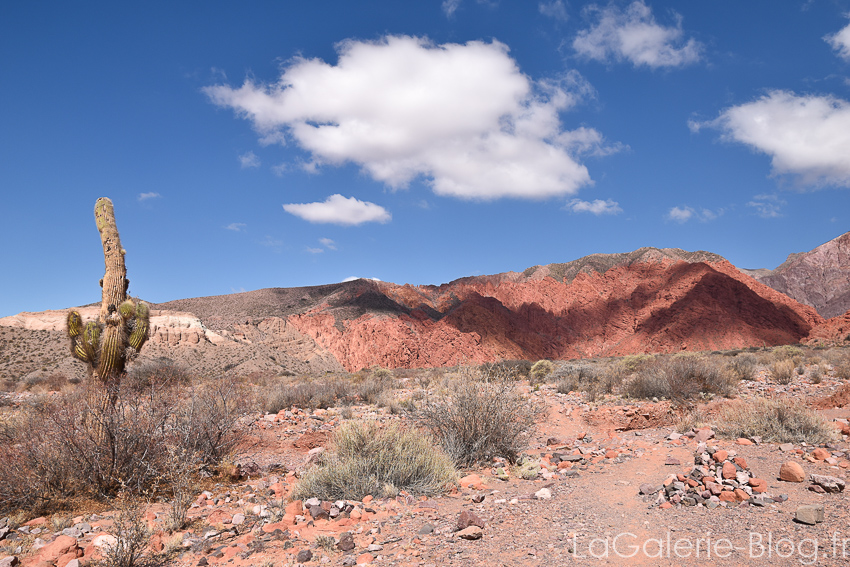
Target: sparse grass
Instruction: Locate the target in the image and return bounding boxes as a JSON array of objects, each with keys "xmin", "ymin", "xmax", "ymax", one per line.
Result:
[
  {"xmin": 552, "ymin": 363, "xmax": 622, "ymax": 401},
  {"xmin": 263, "ymin": 378, "xmax": 354, "ymax": 413},
  {"xmin": 714, "ymin": 397, "xmax": 839, "ymax": 444},
  {"xmin": 291, "ymin": 421, "xmax": 456, "ymax": 502},
  {"xmin": 625, "ymin": 354, "xmax": 737, "ymax": 401},
  {"xmin": 771, "ymin": 359, "xmax": 796, "ymax": 385},
  {"xmin": 412, "ymin": 367, "xmax": 542, "ymax": 466},
  {"xmin": 479, "ymin": 360, "xmax": 532, "ymax": 380}
]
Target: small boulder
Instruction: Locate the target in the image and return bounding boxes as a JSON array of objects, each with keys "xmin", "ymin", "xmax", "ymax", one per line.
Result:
[
  {"xmin": 337, "ymin": 531, "xmax": 356, "ymax": 551},
  {"xmin": 779, "ymin": 461, "xmax": 806, "ymax": 483},
  {"xmin": 810, "ymin": 474, "xmax": 846, "ymax": 493},
  {"xmin": 457, "ymin": 511, "xmax": 485, "ymax": 530},
  {"xmin": 795, "ymin": 504, "xmax": 825, "ymax": 525},
  {"xmin": 457, "ymin": 526, "xmax": 483, "ymax": 540}
]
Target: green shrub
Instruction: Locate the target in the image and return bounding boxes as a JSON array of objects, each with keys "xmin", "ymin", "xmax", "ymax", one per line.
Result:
[
  {"xmin": 412, "ymin": 368, "xmax": 542, "ymax": 465},
  {"xmin": 715, "ymin": 398, "xmax": 838, "ymax": 444},
  {"xmin": 291, "ymin": 421, "xmax": 456, "ymax": 502}
]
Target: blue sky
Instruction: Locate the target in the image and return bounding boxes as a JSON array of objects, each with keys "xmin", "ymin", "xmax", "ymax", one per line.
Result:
[{"xmin": 2, "ymin": 0, "xmax": 850, "ymax": 317}]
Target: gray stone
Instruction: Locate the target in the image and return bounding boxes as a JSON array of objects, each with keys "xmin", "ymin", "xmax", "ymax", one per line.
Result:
[
  {"xmin": 639, "ymin": 483, "xmax": 661, "ymax": 495},
  {"xmin": 417, "ymin": 524, "xmax": 434, "ymax": 536},
  {"xmin": 296, "ymin": 548, "xmax": 313, "ymax": 562},
  {"xmin": 72, "ymin": 523, "xmax": 91, "ymax": 533},
  {"xmin": 62, "ymin": 527, "xmax": 83, "ymax": 538},
  {"xmin": 0, "ymin": 557, "xmax": 18, "ymax": 567},
  {"xmin": 779, "ymin": 443, "xmax": 795, "ymax": 452},
  {"xmin": 305, "ymin": 497, "xmax": 321, "ymax": 508},
  {"xmin": 534, "ymin": 488, "xmax": 552, "ymax": 500},
  {"xmin": 341, "ymin": 557, "xmax": 356, "ymax": 567},
  {"xmin": 795, "ymin": 504, "xmax": 825, "ymax": 525},
  {"xmin": 231, "ymin": 513, "xmax": 245, "ymax": 525},
  {"xmin": 810, "ymin": 474, "xmax": 845, "ymax": 493},
  {"xmin": 367, "ymin": 544, "xmax": 383, "ymax": 552},
  {"xmin": 457, "ymin": 510, "xmax": 485, "ymax": 530},
  {"xmin": 0, "ymin": 528, "xmax": 7, "ymax": 541}
]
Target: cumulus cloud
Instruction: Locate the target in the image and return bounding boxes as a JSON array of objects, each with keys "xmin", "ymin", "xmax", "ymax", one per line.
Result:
[
  {"xmin": 747, "ymin": 194, "xmax": 785, "ymax": 218},
  {"xmin": 694, "ymin": 90, "xmax": 850, "ymax": 187},
  {"xmin": 138, "ymin": 192, "xmax": 161, "ymax": 202},
  {"xmin": 239, "ymin": 151, "xmax": 261, "ymax": 168},
  {"xmin": 205, "ymin": 35, "xmax": 615, "ymax": 201},
  {"xmin": 825, "ymin": 17, "xmax": 850, "ymax": 61},
  {"xmin": 573, "ymin": 1, "xmax": 702, "ymax": 68},
  {"xmin": 567, "ymin": 198, "xmax": 622, "ymax": 215},
  {"xmin": 539, "ymin": 1, "xmax": 568, "ymax": 21},
  {"xmin": 225, "ymin": 222, "xmax": 246, "ymax": 232},
  {"xmin": 283, "ymin": 194, "xmax": 391, "ymax": 226},
  {"xmin": 319, "ymin": 237, "xmax": 337, "ymax": 250}
]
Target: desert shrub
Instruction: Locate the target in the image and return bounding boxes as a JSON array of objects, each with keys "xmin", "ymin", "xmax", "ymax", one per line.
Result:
[
  {"xmin": 125, "ymin": 358, "xmax": 191, "ymax": 393},
  {"xmin": 810, "ymin": 366, "xmax": 823, "ymax": 384},
  {"xmin": 96, "ymin": 496, "xmax": 151, "ymax": 567},
  {"xmin": 529, "ymin": 360, "xmax": 554, "ymax": 384},
  {"xmin": 824, "ymin": 348, "xmax": 850, "ymax": 380},
  {"xmin": 771, "ymin": 359, "xmax": 796, "ymax": 385},
  {"xmin": 619, "ymin": 354, "xmax": 654, "ymax": 374},
  {"xmin": 554, "ymin": 363, "xmax": 622, "ymax": 401},
  {"xmin": 625, "ymin": 355, "xmax": 736, "ymax": 402},
  {"xmin": 727, "ymin": 353, "xmax": 758, "ymax": 381},
  {"xmin": 359, "ymin": 374, "xmax": 394, "ymax": 405},
  {"xmin": 412, "ymin": 368, "xmax": 542, "ymax": 465},
  {"xmin": 0, "ymin": 375, "xmax": 250, "ymax": 514},
  {"xmin": 291, "ymin": 421, "xmax": 456, "ymax": 502},
  {"xmin": 264, "ymin": 379, "xmax": 353, "ymax": 413},
  {"xmin": 773, "ymin": 345, "xmax": 803, "ymax": 364},
  {"xmin": 715, "ymin": 398, "xmax": 838, "ymax": 444},
  {"xmin": 479, "ymin": 360, "xmax": 532, "ymax": 380}
]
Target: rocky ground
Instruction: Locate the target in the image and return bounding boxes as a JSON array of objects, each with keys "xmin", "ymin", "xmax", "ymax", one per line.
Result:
[{"xmin": 3, "ymin": 361, "xmax": 850, "ymax": 567}]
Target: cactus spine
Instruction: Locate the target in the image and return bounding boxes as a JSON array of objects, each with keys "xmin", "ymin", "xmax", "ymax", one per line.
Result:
[{"xmin": 66, "ymin": 198, "xmax": 149, "ymax": 395}]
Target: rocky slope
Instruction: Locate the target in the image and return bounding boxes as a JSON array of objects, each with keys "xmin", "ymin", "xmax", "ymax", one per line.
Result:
[
  {"xmin": 741, "ymin": 231, "xmax": 850, "ymax": 318},
  {"xmin": 2, "ymin": 246, "xmax": 847, "ymax": 380}
]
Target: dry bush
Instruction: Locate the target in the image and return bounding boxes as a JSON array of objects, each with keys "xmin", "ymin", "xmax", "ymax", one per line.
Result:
[
  {"xmin": 291, "ymin": 421, "xmax": 456, "ymax": 502},
  {"xmin": 95, "ymin": 496, "xmax": 151, "ymax": 567},
  {"xmin": 772, "ymin": 345, "xmax": 804, "ymax": 364},
  {"xmin": 727, "ymin": 353, "xmax": 758, "ymax": 381},
  {"xmin": 124, "ymin": 358, "xmax": 191, "ymax": 393},
  {"xmin": 619, "ymin": 354, "xmax": 655, "ymax": 374},
  {"xmin": 412, "ymin": 368, "xmax": 542, "ymax": 465},
  {"xmin": 479, "ymin": 360, "xmax": 532, "ymax": 380},
  {"xmin": 0, "ymin": 375, "xmax": 250, "ymax": 514},
  {"xmin": 553, "ymin": 363, "xmax": 621, "ymax": 401},
  {"xmin": 625, "ymin": 355, "xmax": 737, "ymax": 402},
  {"xmin": 263, "ymin": 379, "xmax": 353, "ymax": 413},
  {"xmin": 771, "ymin": 359, "xmax": 796, "ymax": 385},
  {"xmin": 824, "ymin": 348, "xmax": 850, "ymax": 380},
  {"xmin": 358, "ymin": 375, "xmax": 394, "ymax": 405},
  {"xmin": 715, "ymin": 398, "xmax": 838, "ymax": 444}
]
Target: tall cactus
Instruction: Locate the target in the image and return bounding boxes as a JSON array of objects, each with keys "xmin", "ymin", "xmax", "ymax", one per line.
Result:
[{"xmin": 67, "ymin": 198, "xmax": 149, "ymax": 405}]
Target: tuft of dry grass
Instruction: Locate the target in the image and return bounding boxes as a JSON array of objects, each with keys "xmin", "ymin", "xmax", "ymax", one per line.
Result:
[
  {"xmin": 771, "ymin": 359, "xmax": 796, "ymax": 385},
  {"xmin": 625, "ymin": 354, "xmax": 737, "ymax": 402},
  {"xmin": 714, "ymin": 397, "xmax": 838, "ymax": 444},
  {"xmin": 291, "ymin": 421, "xmax": 456, "ymax": 502}
]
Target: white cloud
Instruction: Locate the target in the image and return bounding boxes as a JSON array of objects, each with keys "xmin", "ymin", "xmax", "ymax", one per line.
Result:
[
  {"xmin": 205, "ymin": 35, "xmax": 615, "ymax": 201},
  {"xmin": 573, "ymin": 1, "xmax": 702, "ymax": 68},
  {"xmin": 747, "ymin": 194, "xmax": 785, "ymax": 218},
  {"xmin": 825, "ymin": 18, "xmax": 850, "ymax": 61},
  {"xmin": 319, "ymin": 237, "xmax": 337, "ymax": 250},
  {"xmin": 343, "ymin": 276, "xmax": 382, "ymax": 282},
  {"xmin": 225, "ymin": 222, "xmax": 246, "ymax": 232},
  {"xmin": 442, "ymin": 0, "xmax": 461, "ymax": 16},
  {"xmin": 261, "ymin": 235, "xmax": 284, "ymax": 248},
  {"xmin": 696, "ymin": 90, "xmax": 850, "ymax": 187},
  {"xmin": 239, "ymin": 151, "xmax": 261, "ymax": 168},
  {"xmin": 306, "ymin": 247, "xmax": 324, "ymax": 254},
  {"xmin": 667, "ymin": 206, "xmax": 694, "ymax": 223},
  {"xmin": 283, "ymin": 194, "xmax": 391, "ymax": 226},
  {"xmin": 567, "ymin": 198, "xmax": 622, "ymax": 215},
  {"xmin": 539, "ymin": 1, "xmax": 568, "ymax": 22},
  {"xmin": 138, "ymin": 192, "xmax": 161, "ymax": 202},
  {"xmin": 666, "ymin": 205, "xmax": 721, "ymax": 223}
]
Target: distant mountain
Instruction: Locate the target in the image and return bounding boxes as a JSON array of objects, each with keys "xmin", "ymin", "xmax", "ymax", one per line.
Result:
[
  {"xmin": 2, "ymin": 245, "xmax": 847, "ymax": 380},
  {"xmin": 741, "ymin": 232, "xmax": 850, "ymax": 318}
]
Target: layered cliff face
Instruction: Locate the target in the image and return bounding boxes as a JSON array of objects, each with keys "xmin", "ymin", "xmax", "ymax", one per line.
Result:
[
  {"xmin": 285, "ymin": 257, "xmax": 826, "ymax": 371},
  {"xmin": 744, "ymin": 232, "xmax": 850, "ymax": 318}
]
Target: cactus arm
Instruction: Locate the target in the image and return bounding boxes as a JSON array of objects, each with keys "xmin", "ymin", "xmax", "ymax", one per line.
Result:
[
  {"xmin": 128, "ymin": 301, "xmax": 150, "ymax": 351},
  {"xmin": 94, "ymin": 198, "xmax": 129, "ymax": 322}
]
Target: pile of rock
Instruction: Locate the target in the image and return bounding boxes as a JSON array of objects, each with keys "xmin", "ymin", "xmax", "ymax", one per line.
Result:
[{"xmin": 641, "ymin": 444, "xmax": 785, "ymax": 510}]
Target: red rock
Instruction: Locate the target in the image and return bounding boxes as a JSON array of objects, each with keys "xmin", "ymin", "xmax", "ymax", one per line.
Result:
[
  {"xmin": 659, "ymin": 502, "xmax": 673, "ymax": 509},
  {"xmin": 722, "ymin": 462, "xmax": 737, "ymax": 479},
  {"xmin": 780, "ymin": 461, "xmax": 806, "ymax": 482},
  {"xmin": 207, "ymin": 510, "xmax": 233, "ymax": 525},
  {"xmin": 736, "ymin": 438, "xmax": 753, "ymax": 445},
  {"xmin": 25, "ymin": 535, "xmax": 78, "ymax": 566},
  {"xmin": 733, "ymin": 489, "xmax": 749, "ymax": 502},
  {"xmin": 356, "ymin": 552, "xmax": 374, "ymax": 564},
  {"xmin": 457, "ymin": 510, "xmax": 485, "ymax": 530},
  {"xmin": 605, "ymin": 450, "xmax": 619, "ymax": 459},
  {"xmin": 718, "ymin": 491, "xmax": 737, "ymax": 502},
  {"xmin": 811, "ymin": 448, "xmax": 831, "ymax": 461},
  {"xmin": 459, "ymin": 474, "xmax": 485, "ymax": 489},
  {"xmin": 733, "ymin": 457, "xmax": 748, "ymax": 469},
  {"xmin": 713, "ymin": 450, "xmax": 729, "ymax": 463}
]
